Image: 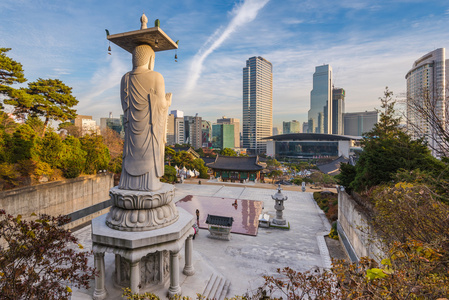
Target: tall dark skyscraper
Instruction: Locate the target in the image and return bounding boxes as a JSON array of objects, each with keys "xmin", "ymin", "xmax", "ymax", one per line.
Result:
[
  {"xmin": 332, "ymin": 88, "xmax": 345, "ymax": 135},
  {"xmin": 242, "ymin": 56, "xmax": 273, "ymax": 154},
  {"xmin": 308, "ymin": 65, "xmax": 332, "ymax": 133}
]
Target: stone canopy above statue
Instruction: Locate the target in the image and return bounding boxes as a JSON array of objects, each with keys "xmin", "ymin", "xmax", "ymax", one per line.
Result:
[
  {"xmin": 107, "ymin": 14, "xmax": 178, "ymax": 53},
  {"xmin": 108, "ymin": 27, "xmax": 178, "ymax": 52}
]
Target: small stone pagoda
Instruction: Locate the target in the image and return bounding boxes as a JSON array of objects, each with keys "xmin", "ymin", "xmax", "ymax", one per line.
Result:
[
  {"xmin": 91, "ymin": 14, "xmax": 194, "ymax": 299},
  {"xmin": 271, "ymin": 184, "xmax": 289, "ymax": 227}
]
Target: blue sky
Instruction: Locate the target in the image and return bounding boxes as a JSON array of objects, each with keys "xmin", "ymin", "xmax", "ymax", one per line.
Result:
[{"xmin": 1, "ymin": 0, "xmax": 449, "ymax": 130}]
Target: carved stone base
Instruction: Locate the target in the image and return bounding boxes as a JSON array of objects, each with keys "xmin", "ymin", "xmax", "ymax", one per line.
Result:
[
  {"xmin": 182, "ymin": 265, "xmax": 195, "ymax": 276},
  {"xmin": 272, "ymin": 218, "xmax": 287, "ymax": 225},
  {"xmin": 115, "ymin": 251, "xmax": 170, "ymax": 289},
  {"xmin": 93, "ymin": 289, "xmax": 108, "ymax": 300},
  {"xmin": 106, "ymin": 184, "xmax": 179, "ymax": 231}
]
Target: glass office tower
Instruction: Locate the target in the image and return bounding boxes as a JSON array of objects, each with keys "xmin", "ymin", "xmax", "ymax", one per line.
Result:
[
  {"xmin": 242, "ymin": 56, "xmax": 273, "ymax": 154},
  {"xmin": 308, "ymin": 65, "xmax": 332, "ymax": 133}
]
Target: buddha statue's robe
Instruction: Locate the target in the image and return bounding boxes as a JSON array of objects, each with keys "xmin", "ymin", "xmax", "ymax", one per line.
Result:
[{"xmin": 118, "ymin": 69, "xmax": 171, "ymax": 191}]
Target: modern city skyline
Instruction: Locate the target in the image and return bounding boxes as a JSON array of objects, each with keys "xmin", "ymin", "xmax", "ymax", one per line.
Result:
[
  {"xmin": 3, "ymin": 1, "xmax": 449, "ymax": 132},
  {"xmin": 308, "ymin": 65, "xmax": 333, "ymax": 134},
  {"xmin": 405, "ymin": 48, "xmax": 449, "ymax": 157},
  {"xmin": 242, "ymin": 56, "xmax": 273, "ymax": 154}
]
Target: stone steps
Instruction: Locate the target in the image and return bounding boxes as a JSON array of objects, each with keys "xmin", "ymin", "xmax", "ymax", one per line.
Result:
[{"xmin": 202, "ymin": 273, "xmax": 230, "ymax": 300}]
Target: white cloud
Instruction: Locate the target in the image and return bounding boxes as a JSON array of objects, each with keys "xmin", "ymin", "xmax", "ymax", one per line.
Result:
[
  {"xmin": 74, "ymin": 54, "xmax": 128, "ymax": 117},
  {"xmin": 184, "ymin": 0, "xmax": 270, "ymax": 93}
]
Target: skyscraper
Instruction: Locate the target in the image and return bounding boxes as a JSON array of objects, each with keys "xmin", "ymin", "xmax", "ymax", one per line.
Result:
[
  {"xmin": 332, "ymin": 88, "xmax": 345, "ymax": 135},
  {"xmin": 308, "ymin": 65, "xmax": 332, "ymax": 133},
  {"xmin": 190, "ymin": 114, "xmax": 202, "ymax": 149},
  {"xmin": 406, "ymin": 48, "xmax": 449, "ymax": 157},
  {"xmin": 242, "ymin": 56, "xmax": 273, "ymax": 154}
]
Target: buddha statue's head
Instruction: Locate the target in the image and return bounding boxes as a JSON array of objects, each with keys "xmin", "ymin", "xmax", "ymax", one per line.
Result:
[{"xmin": 132, "ymin": 44, "xmax": 155, "ymax": 70}]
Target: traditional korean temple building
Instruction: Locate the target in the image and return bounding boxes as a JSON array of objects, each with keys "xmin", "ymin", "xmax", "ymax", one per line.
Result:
[{"xmin": 206, "ymin": 155, "xmax": 264, "ymax": 182}]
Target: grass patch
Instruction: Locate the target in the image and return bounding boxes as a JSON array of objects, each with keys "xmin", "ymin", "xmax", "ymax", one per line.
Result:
[{"xmin": 269, "ymin": 222, "xmax": 290, "ymax": 230}]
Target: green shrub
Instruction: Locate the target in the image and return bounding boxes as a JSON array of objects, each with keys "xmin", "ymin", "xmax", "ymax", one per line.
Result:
[
  {"xmin": 0, "ymin": 162, "xmax": 20, "ymax": 188},
  {"xmin": 329, "ymin": 222, "xmax": 339, "ymax": 240}
]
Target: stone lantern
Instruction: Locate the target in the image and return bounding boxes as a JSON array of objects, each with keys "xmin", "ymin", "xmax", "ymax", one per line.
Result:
[{"xmin": 271, "ymin": 184, "xmax": 288, "ymax": 226}]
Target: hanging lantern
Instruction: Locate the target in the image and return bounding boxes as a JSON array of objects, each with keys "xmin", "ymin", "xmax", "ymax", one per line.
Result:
[{"xmin": 155, "ymin": 39, "xmax": 159, "ymax": 48}]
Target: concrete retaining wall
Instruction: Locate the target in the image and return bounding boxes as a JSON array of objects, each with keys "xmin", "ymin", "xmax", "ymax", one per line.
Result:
[
  {"xmin": 0, "ymin": 173, "xmax": 113, "ymax": 229},
  {"xmin": 337, "ymin": 189, "xmax": 381, "ymax": 261}
]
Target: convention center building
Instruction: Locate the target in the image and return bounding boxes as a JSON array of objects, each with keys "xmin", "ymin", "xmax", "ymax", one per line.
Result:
[{"xmin": 263, "ymin": 133, "xmax": 362, "ymax": 159}]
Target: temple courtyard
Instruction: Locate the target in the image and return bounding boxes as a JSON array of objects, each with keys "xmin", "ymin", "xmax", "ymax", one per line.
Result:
[{"xmin": 71, "ymin": 182, "xmax": 339, "ymax": 299}]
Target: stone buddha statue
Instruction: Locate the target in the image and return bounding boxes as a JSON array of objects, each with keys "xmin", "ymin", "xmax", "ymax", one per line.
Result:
[{"xmin": 118, "ymin": 44, "xmax": 172, "ymax": 191}]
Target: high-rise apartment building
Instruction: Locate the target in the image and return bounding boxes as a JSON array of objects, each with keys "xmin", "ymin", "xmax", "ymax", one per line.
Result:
[
  {"xmin": 343, "ymin": 111, "xmax": 378, "ymax": 136},
  {"xmin": 217, "ymin": 116, "xmax": 240, "ymax": 148},
  {"xmin": 406, "ymin": 48, "xmax": 449, "ymax": 157},
  {"xmin": 166, "ymin": 113, "xmax": 175, "ymax": 145},
  {"xmin": 189, "ymin": 114, "xmax": 202, "ymax": 149},
  {"xmin": 174, "ymin": 117, "xmax": 184, "ymax": 145},
  {"xmin": 308, "ymin": 65, "xmax": 332, "ymax": 133},
  {"xmin": 242, "ymin": 56, "xmax": 273, "ymax": 154},
  {"xmin": 283, "ymin": 120, "xmax": 301, "ymax": 134},
  {"xmin": 168, "ymin": 110, "xmax": 184, "ymax": 145},
  {"xmin": 332, "ymin": 88, "xmax": 345, "ymax": 135}
]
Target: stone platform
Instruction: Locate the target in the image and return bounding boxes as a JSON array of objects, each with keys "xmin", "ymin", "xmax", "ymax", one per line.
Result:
[
  {"xmin": 72, "ymin": 184, "xmax": 336, "ymax": 299},
  {"xmin": 91, "ymin": 207, "xmax": 194, "ymax": 299}
]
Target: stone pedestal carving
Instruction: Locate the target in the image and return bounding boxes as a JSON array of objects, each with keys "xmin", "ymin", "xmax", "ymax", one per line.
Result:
[
  {"xmin": 92, "ymin": 210, "xmax": 194, "ymax": 297},
  {"xmin": 106, "ymin": 184, "xmax": 179, "ymax": 231}
]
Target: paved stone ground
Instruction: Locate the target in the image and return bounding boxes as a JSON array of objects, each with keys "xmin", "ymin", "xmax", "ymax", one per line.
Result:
[{"xmin": 71, "ymin": 183, "xmax": 342, "ymax": 299}]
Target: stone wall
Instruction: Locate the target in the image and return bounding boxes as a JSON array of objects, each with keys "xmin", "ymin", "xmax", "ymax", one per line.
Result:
[
  {"xmin": 337, "ymin": 189, "xmax": 381, "ymax": 262},
  {"xmin": 0, "ymin": 173, "xmax": 113, "ymax": 229}
]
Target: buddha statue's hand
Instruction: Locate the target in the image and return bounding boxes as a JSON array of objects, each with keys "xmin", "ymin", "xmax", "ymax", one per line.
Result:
[{"xmin": 165, "ymin": 93, "xmax": 172, "ymax": 106}]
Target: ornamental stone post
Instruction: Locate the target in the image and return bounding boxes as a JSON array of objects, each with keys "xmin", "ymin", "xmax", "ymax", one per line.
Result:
[
  {"xmin": 183, "ymin": 235, "xmax": 195, "ymax": 276},
  {"xmin": 168, "ymin": 250, "xmax": 181, "ymax": 297},
  {"xmin": 129, "ymin": 259, "xmax": 141, "ymax": 294},
  {"xmin": 93, "ymin": 252, "xmax": 107, "ymax": 300}
]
